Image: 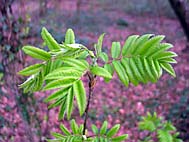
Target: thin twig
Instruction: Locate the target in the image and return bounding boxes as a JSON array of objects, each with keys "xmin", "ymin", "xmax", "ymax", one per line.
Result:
[{"xmin": 83, "ymin": 72, "xmax": 96, "ymax": 135}]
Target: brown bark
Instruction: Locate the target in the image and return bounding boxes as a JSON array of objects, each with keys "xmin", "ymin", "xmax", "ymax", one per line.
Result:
[{"xmin": 168, "ymin": 0, "xmax": 189, "ymax": 50}]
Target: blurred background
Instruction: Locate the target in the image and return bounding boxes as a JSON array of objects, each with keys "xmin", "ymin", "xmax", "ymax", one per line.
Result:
[{"xmin": 0, "ymin": 0, "xmax": 189, "ymax": 141}]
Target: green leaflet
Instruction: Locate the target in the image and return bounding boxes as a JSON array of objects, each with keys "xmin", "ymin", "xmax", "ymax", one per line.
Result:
[
  {"xmin": 41, "ymin": 27, "xmax": 60, "ymax": 50},
  {"xmin": 43, "ymin": 77, "xmax": 76, "ymax": 90},
  {"xmin": 91, "ymin": 124, "xmax": 98, "ymax": 135},
  {"xmin": 73, "ymin": 80, "xmax": 86, "ymax": 116},
  {"xmin": 92, "ymin": 137, "xmax": 99, "ymax": 142},
  {"xmin": 112, "ymin": 60, "xmax": 129, "ymax": 87},
  {"xmin": 98, "ymin": 137, "xmax": 109, "ymax": 142},
  {"xmin": 121, "ymin": 58, "xmax": 139, "ymax": 86},
  {"xmin": 148, "ymin": 58, "xmax": 159, "ymax": 79},
  {"xmin": 160, "ymin": 62, "xmax": 176, "ymax": 77},
  {"xmin": 122, "ymin": 35, "xmax": 139, "ymax": 56},
  {"xmin": 159, "ymin": 57, "xmax": 177, "ymax": 64},
  {"xmin": 60, "ymin": 43, "xmax": 81, "ymax": 51},
  {"xmin": 48, "ymin": 97, "xmax": 65, "ymax": 109},
  {"xmin": 133, "ymin": 57, "xmax": 148, "ymax": 83},
  {"xmin": 157, "ymin": 130, "xmax": 173, "ymax": 142},
  {"xmin": 94, "ymin": 33, "xmax": 105, "ymax": 57},
  {"xmin": 71, "ymin": 119, "xmax": 79, "ymax": 134},
  {"xmin": 66, "ymin": 87, "xmax": 74, "ymax": 120},
  {"xmin": 156, "ymin": 51, "xmax": 177, "ymax": 60},
  {"xmin": 58, "ymin": 49, "xmax": 86, "ymax": 59},
  {"xmin": 129, "ymin": 58, "xmax": 144, "ymax": 83},
  {"xmin": 18, "ymin": 63, "xmax": 43, "ymax": 76},
  {"xmin": 90, "ymin": 66, "xmax": 112, "ymax": 79},
  {"xmin": 111, "ymin": 42, "xmax": 121, "ymax": 59},
  {"xmin": 19, "ymin": 75, "xmax": 35, "ymax": 93},
  {"xmin": 131, "ymin": 34, "xmax": 154, "ymax": 55},
  {"xmin": 65, "ymin": 28, "xmax": 75, "ymax": 44},
  {"xmin": 45, "ymin": 67, "xmax": 82, "ymax": 80},
  {"xmin": 100, "ymin": 121, "xmax": 108, "ymax": 135},
  {"xmin": 143, "ymin": 58, "xmax": 157, "ymax": 83},
  {"xmin": 111, "ymin": 134, "xmax": 128, "ymax": 142},
  {"xmin": 44, "ymin": 88, "xmax": 68, "ymax": 103},
  {"xmin": 99, "ymin": 52, "xmax": 109, "ymax": 63},
  {"xmin": 43, "ymin": 61, "xmax": 53, "ymax": 76},
  {"xmin": 78, "ymin": 50, "xmax": 90, "ymax": 59},
  {"xmin": 164, "ymin": 122, "xmax": 176, "ymax": 131},
  {"xmin": 22, "ymin": 45, "xmax": 51, "ymax": 61},
  {"xmin": 51, "ymin": 132, "xmax": 65, "ymax": 139},
  {"xmin": 107, "ymin": 124, "xmax": 120, "ymax": 138},
  {"xmin": 34, "ymin": 71, "xmax": 44, "ymax": 91},
  {"xmin": 149, "ymin": 43, "xmax": 173, "ymax": 58},
  {"xmin": 60, "ymin": 124, "xmax": 71, "ymax": 136},
  {"xmin": 63, "ymin": 58, "xmax": 89, "ymax": 71},
  {"xmin": 104, "ymin": 64, "xmax": 114, "ymax": 82},
  {"xmin": 138, "ymin": 35, "xmax": 165, "ymax": 56},
  {"xmin": 154, "ymin": 60, "xmax": 162, "ymax": 78},
  {"xmin": 78, "ymin": 124, "xmax": 84, "ymax": 135},
  {"xmin": 58, "ymin": 100, "xmax": 67, "ymax": 120},
  {"xmin": 19, "ymin": 72, "xmax": 43, "ymax": 93},
  {"xmin": 43, "ymin": 60, "xmax": 63, "ymax": 83},
  {"xmin": 19, "ymin": 75, "xmax": 34, "ymax": 88}
]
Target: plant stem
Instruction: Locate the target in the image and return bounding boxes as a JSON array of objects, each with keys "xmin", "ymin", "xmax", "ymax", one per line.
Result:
[{"xmin": 83, "ymin": 72, "xmax": 96, "ymax": 135}]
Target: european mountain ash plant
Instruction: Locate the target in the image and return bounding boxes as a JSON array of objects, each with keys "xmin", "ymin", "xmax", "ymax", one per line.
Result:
[{"xmin": 18, "ymin": 27, "xmax": 179, "ymax": 141}]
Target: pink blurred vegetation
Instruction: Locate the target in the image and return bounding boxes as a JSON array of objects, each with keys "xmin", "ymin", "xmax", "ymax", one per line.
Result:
[{"xmin": 0, "ymin": 0, "xmax": 189, "ymax": 142}]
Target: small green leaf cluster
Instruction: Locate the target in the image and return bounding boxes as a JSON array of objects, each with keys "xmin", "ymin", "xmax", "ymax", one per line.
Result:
[
  {"xmin": 138, "ymin": 112, "xmax": 183, "ymax": 142},
  {"xmin": 47, "ymin": 120, "xmax": 85, "ymax": 142},
  {"xmin": 91, "ymin": 121, "xmax": 128, "ymax": 142},
  {"xmin": 48, "ymin": 120, "xmax": 128, "ymax": 142}
]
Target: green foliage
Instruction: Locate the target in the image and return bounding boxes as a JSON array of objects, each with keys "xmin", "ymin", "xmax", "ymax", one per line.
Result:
[
  {"xmin": 138, "ymin": 112, "xmax": 182, "ymax": 142},
  {"xmin": 110, "ymin": 34, "xmax": 177, "ymax": 87},
  {"xmin": 139, "ymin": 112, "xmax": 161, "ymax": 132},
  {"xmin": 18, "ymin": 27, "xmax": 178, "ymax": 141},
  {"xmin": 47, "ymin": 120, "xmax": 128, "ymax": 142},
  {"xmin": 92, "ymin": 121, "xmax": 128, "ymax": 142}
]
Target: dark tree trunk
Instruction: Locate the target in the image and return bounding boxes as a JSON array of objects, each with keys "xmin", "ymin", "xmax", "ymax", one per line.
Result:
[{"xmin": 168, "ymin": 0, "xmax": 189, "ymax": 51}]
